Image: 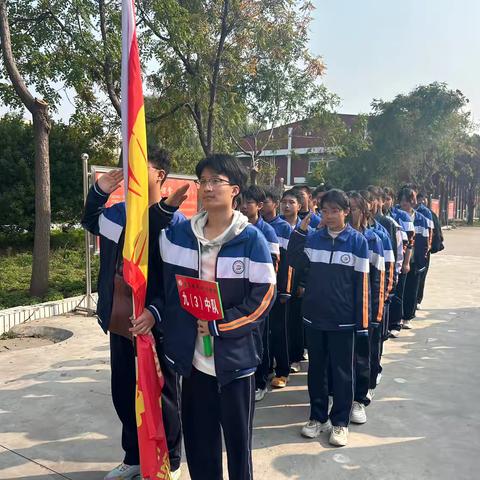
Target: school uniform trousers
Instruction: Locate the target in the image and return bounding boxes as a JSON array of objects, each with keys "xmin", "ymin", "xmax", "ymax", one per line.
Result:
[
  {"xmin": 403, "ymin": 264, "xmax": 422, "ymax": 321},
  {"xmin": 269, "ymin": 298, "xmax": 291, "ymax": 378},
  {"xmin": 354, "ymin": 330, "xmax": 371, "ymax": 406},
  {"xmin": 306, "ymin": 326, "xmax": 355, "ymax": 427},
  {"xmin": 389, "ymin": 273, "xmax": 407, "ymax": 331},
  {"xmin": 417, "ymin": 251, "xmax": 431, "ymax": 305},
  {"xmin": 182, "ymin": 367, "xmax": 255, "ymax": 480},
  {"xmin": 288, "ymin": 295, "xmax": 305, "ymax": 364},
  {"xmin": 255, "ymin": 314, "xmax": 270, "ymax": 390},
  {"xmin": 109, "ymin": 332, "xmax": 182, "ymax": 470}
]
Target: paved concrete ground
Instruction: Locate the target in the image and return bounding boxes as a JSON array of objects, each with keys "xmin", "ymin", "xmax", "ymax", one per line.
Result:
[{"xmin": 0, "ymin": 227, "xmax": 479, "ymax": 480}]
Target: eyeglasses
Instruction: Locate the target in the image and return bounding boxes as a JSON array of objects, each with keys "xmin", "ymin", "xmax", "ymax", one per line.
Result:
[{"xmin": 194, "ymin": 177, "xmax": 234, "ymax": 188}]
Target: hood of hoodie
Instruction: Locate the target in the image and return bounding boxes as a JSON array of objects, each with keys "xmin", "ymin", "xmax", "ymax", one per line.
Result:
[{"xmin": 191, "ymin": 210, "xmax": 249, "ymax": 249}]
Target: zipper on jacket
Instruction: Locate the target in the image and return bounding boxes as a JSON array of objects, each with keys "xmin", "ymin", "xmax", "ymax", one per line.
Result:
[{"xmin": 329, "ymin": 237, "xmax": 335, "ymax": 264}]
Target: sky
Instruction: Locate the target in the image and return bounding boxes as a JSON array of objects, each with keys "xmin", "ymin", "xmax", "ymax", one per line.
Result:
[
  {"xmin": 3, "ymin": 0, "xmax": 480, "ymax": 126},
  {"xmin": 309, "ymin": 0, "xmax": 480, "ymax": 125}
]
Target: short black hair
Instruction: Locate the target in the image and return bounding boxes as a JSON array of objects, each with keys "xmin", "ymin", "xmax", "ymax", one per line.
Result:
[
  {"xmin": 320, "ymin": 188, "xmax": 349, "ymax": 210},
  {"xmin": 398, "ymin": 187, "xmax": 416, "ymax": 204},
  {"xmin": 349, "ymin": 190, "xmax": 371, "ymax": 218},
  {"xmin": 367, "ymin": 185, "xmax": 383, "ymax": 200},
  {"xmin": 360, "ymin": 189, "xmax": 374, "ymax": 203},
  {"xmin": 416, "ymin": 191, "xmax": 426, "ymax": 201},
  {"xmin": 312, "ymin": 183, "xmax": 332, "ymax": 197},
  {"xmin": 383, "ymin": 187, "xmax": 395, "ymax": 199},
  {"xmin": 195, "ymin": 153, "xmax": 248, "ymax": 194},
  {"xmin": 281, "ymin": 188, "xmax": 303, "ymax": 204},
  {"xmin": 148, "ymin": 146, "xmax": 171, "ymax": 176},
  {"xmin": 244, "ymin": 185, "xmax": 266, "ymax": 204},
  {"xmin": 292, "ymin": 184, "xmax": 312, "ymax": 196},
  {"xmin": 263, "ymin": 187, "xmax": 281, "ymax": 203}
]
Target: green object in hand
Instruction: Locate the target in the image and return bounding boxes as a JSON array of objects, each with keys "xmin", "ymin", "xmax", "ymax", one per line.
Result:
[{"xmin": 203, "ymin": 335, "xmax": 213, "ymax": 357}]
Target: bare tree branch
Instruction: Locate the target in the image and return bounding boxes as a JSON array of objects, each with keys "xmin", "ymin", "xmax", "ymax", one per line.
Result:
[
  {"xmin": 0, "ymin": 0, "xmax": 35, "ymax": 111},
  {"xmin": 98, "ymin": 0, "xmax": 121, "ymax": 116},
  {"xmin": 206, "ymin": 0, "xmax": 230, "ymax": 152}
]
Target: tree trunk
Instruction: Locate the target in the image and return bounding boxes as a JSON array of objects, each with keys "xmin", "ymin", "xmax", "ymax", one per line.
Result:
[
  {"xmin": 29, "ymin": 103, "xmax": 51, "ymax": 296},
  {"xmin": 466, "ymin": 183, "xmax": 475, "ymax": 225},
  {"xmin": 0, "ymin": 0, "xmax": 52, "ymax": 297}
]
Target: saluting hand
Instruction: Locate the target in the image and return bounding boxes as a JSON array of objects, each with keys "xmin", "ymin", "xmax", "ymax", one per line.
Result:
[
  {"xmin": 300, "ymin": 212, "xmax": 312, "ymax": 231},
  {"xmin": 97, "ymin": 169, "xmax": 123, "ymax": 194},
  {"xmin": 165, "ymin": 184, "xmax": 190, "ymax": 207}
]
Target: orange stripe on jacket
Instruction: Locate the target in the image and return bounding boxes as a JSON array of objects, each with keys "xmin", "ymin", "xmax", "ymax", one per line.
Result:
[
  {"xmin": 286, "ymin": 266, "xmax": 293, "ymax": 294},
  {"xmin": 376, "ymin": 269, "xmax": 386, "ymax": 322},
  {"xmin": 362, "ymin": 272, "xmax": 369, "ymax": 329},
  {"xmin": 218, "ymin": 284, "xmax": 275, "ymax": 332},
  {"xmin": 386, "ymin": 262, "xmax": 394, "ymax": 295}
]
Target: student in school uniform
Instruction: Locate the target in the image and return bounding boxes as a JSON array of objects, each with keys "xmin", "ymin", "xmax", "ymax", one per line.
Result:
[
  {"xmin": 361, "ymin": 191, "xmax": 396, "ymax": 391},
  {"xmin": 384, "ymin": 187, "xmax": 414, "ymax": 337},
  {"xmin": 415, "ymin": 191, "xmax": 434, "ymax": 308},
  {"xmin": 81, "ymin": 147, "xmax": 184, "ymax": 480},
  {"xmin": 279, "ymin": 189, "xmax": 309, "ymax": 381},
  {"xmin": 260, "ymin": 188, "xmax": 294, "ymax": 395},
  {"xmin": 240, "ymin": 185, "xmax": 280, "ymax": 402},
  {"xmin": 312, "ymin": 183, "xmax": 332, "ymax": 217},
  {"xmin": 288, "ymin": 189, "xmax": 370, "ymax": 447},
  {"xmin": 398, "ymin": 187, "xmax": 429, "ymax": 327},
  {"xmin": 292, "ymin": 184, "xmax": 323, "ymax": 229},
  {"xmin": 136, "ymin": 154, "xmax": 276, "ymax": 480},
  {"xmin": 347, "ymin": 192, "xmax": 385, "ymax": 425}
]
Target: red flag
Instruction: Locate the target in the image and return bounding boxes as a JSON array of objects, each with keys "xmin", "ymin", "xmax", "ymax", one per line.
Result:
[{"xmin": 121, "ymin": 0, "xmax": 170, "ymax": 477}]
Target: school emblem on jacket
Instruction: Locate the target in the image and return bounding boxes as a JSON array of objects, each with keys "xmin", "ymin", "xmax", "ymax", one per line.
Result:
[
  {"xmin": 340, "ymin": 254, "xmax": 351, "ymax": 265},
  {"xmin": 232, "ymin": 260, "xmax": 245, "ymax": 274}
]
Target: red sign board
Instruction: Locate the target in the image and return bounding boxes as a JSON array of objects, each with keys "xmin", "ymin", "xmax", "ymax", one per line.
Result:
[
  {"xmin": 175, "ymin": 275, "xmax": 224, "ymax": 321},
  {"xmin": 92, "ymin": 167, "xmax": 198, "ymax": 218},
  {"xmin": 430, "ymin": 198, "xmax": 440, "ymax": 217},
  {"xmin": 448, "ymin": 200, "xmax": 455, "ymax": 220}
]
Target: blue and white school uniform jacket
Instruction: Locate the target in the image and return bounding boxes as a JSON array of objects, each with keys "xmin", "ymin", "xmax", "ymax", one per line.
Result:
[
  {"xmin": 371, "ymin": 220, "xmax": 395, "ymax": 296},
  {"xmin": 266, "ymin": 215, "xmax": 293, "ymax": 298},
  {"xmin": 253, "ymin": 216, "xmax": 280, "ymax": 269},
  {"xmin": 363, "ymin": 227, "xmax": 386, "ymax": 328},
  {"xmin": 412, "ymin": 210, "xmax": 430, "ymax": 270},
  {"xmin": 80, "ymin": 183, "xmax": 183, "ymax": 333},
  {"xmin": 287, "ymin": 224, "xmax": 370, "ymax": 332},
  {"xmin": 148, "ymin": 220, "xmax": 276, "ymax": 386}
]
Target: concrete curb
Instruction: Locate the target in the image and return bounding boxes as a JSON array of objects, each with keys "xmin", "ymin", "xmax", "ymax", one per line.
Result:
[{"xmin": 0, "ymin": 293, "xmax": 98, "ymax": 335}]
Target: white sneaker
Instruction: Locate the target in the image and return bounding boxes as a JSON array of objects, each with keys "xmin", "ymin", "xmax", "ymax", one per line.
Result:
[
  {"xmin": 104, "ymin": 463, "xmax": 140, "ymax": 480},
  {"xmin": 302, "ymin": 349, "xmax": 309, "ymax": 361},
  {"xmin": 403, "ymin": 319, "xmax": 412, "ymax": 329},
  {"xmin": 301, "ymin": 418, "xmax": 332, "ymax": 438},
  {"xmin": 376, "ymin": 373, "xmax": 382, "ymax": 385},
  {"xmin": 366, "ymin": 389, "xmax": 375, "ymax": 401},
  {"xmin": 255, "ymin": 387, "xmax": 267, "ymax": 402},
  {"xmin": 329, "ymin": 426, "xmax": 348, "ymax": 446},
  {"xmin": 350, "ymin": 401, "xmax": 367, "ymax": 424},
  {"xmin": 290, "ymin": 362, "xmax": 301, "ymax": 373},
  {"xmin": 389, "ymin": 329, "xmax": 401, "ymax": 338},
  {"xmin": 170, "ymin": 468, "xmax": 182, "ymax": 480}
]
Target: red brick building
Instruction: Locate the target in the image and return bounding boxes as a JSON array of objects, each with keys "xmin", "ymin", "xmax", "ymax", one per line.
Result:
[{"xmin": 237, "ymin": 114, "xmax": 359, "ymax": 186}]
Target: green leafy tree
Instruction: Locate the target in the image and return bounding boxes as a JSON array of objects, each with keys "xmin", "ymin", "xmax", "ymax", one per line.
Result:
[
  {"xmin": 368, "ymin": 82, "xmax": 472, "ymax": 191},
  {"xmin": 140, "ymin": 0, "xmax": 325, "ymax": 162}
]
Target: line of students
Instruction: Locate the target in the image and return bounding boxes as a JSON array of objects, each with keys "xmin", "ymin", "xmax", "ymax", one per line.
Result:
[
  {"xmin": 83, "ymin": 150, "xmax": 442, "ymax": 479},
  {"xmin": 242, "ymin": 182, "xmax": 441, "ymax": 447}
]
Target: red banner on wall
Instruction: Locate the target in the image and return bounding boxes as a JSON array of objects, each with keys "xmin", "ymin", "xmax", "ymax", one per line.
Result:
[
  {"xmin": 430, "ymin": 198, "xmax": 440, "ymax": 216},
  {"xmin": 448, "ymin": 200, "xmax": 455, "ymax": 220}
]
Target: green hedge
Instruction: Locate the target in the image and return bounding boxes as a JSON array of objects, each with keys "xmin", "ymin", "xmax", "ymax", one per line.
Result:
[{"xmin": 0, "ymin": 230, "xmax": 99, "ymax": 309}]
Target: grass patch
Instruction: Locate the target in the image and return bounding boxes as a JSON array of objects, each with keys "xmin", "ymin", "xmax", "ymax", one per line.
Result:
[{"xmin": 0, "ymin": 230, "xmax": 99, "ymax": 309}]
